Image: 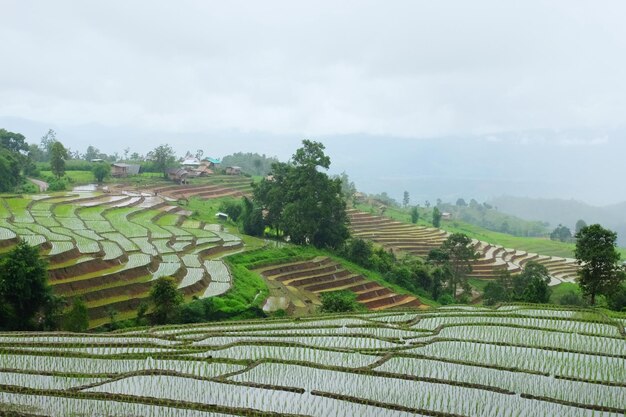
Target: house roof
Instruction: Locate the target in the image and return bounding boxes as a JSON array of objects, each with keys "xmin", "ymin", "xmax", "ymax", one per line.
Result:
[
  {"xmin": 203, "ymin": 157, "xmax": 221, "ymax": 164},
  {"xmin": 228, "ymin": 166, "xmax": 242, "ymax": 170},
  {"xmin": 167, "ymin": 168, "xmax": 189, "ymax": 176},
  {"xmin": 182, "ymin": 158, "xmax": 201, "ymax": 166},
  {"xmin": 113, "ymin": 163, "xmax": 136, "ymax": 168}
]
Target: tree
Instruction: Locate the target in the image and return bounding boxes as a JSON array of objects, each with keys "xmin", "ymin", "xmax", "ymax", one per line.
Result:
[
  {"xmin": 410, "ymin": 206, "xmax": 419, "ymax": 224},
  {"xmin": 575, "ymin": 219, "xmax": 587, "ymax": 234},
  {"xmin": 253, "ymin": 140, "xmax": 349, "ymax": 249},
  {"xmin": 514, "ymin": 261, "xmax": 551, "ymax": 303},
  {"xmin": 0, "ymin": 240, "xmax": 53, "ymax": 330},
  {"xmin": 575, "ymin": 224, "xmax": 623, "ymax": 305},
  {"xmin": 438, "ymin": 233, "xmax": 478, "ymax": 299},
  {"xmin": 92, "ymin": 163, "xmax": 111, "ymax": 183},
  {"xmin": 241, "ymin": 197, "xmax": 265, "ymax": 236},
  {"xmin": 0, "ymin": 128, "xmax": 28, "ymax": 154},
  {"xmin": 456, "ymin": 198, "xmax": 467, "ymax": 207},
  {"xmin": 50, "ymin": 141, "xmax": 68, "ymax": 179},
  {"xmin": 149, "ymin": 276, "xmax": 183, "ymax": 324},
  {"xmin": 39, "ymin": 129, "xmax": 57, "ymax": 161},
  {"xmin": 319, "ymin": 290, "xmax": 361, "ymax": 313},
  {"xmin": 147, "ymin": 144, "xmax": 176, "ymax": 178},
  {"xmin": 550, "ymin": 224, "xmax": 572, "ymax": 242},
  {"xmin": 0, "ymin": 148, "xmax": 21, "ymax": 192},
  {"xmin": 84, "ymin": 145, "xmax": 101, "ymax": 161},
  {"xmin": 432, "ymin": 207, "xmax": 442, "ymax": 228},
  {"xmin": 403, "ymin": 191, "xmax": 410, "ymax": 208},
  {"xmin": 63, "ymin": 298, "xmax": 89, "ymax": 332}
]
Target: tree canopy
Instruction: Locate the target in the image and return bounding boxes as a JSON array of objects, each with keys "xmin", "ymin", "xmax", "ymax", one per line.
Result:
[
  {"xmin": 575, "ymin": 224, "xmax": 623, "ymax": 305},
  {"xmin": 149, "ymin": 276, "xmax": 183, "ymax": 324},
  {"xmin": 253, "ymin": 140, "xmax": 349, "ymax": 249},
  {"xmin": 147, "ymin": 144, "xmax": 176, "ymax": 178},
  {"xmin": 50, "ymin": 141, "xmax": 68, "ymax": 179},
  {"xmin": 433, "ymin": 233, "xmax": 478, "ymax": 299},
  {"xmin": 0, "ymin": 241, "xmax": 55, "ymax": 330}
]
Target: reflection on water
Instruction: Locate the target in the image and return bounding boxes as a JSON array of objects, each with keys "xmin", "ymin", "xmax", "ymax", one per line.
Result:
[{"xmin": 72, "ymin": 184, "xmax": 98, "ymax": 192}]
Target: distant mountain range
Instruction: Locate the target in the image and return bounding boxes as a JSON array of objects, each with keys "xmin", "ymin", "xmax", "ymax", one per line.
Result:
[{"xmin": 489, "ymin": 196, "xmax": 626, "ymax": 246}]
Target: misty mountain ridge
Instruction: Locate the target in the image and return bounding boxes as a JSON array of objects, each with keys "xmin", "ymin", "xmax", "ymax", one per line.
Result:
[{"xmin": 490, "ymin": 195, "xmax": 626, "ymax": 246}]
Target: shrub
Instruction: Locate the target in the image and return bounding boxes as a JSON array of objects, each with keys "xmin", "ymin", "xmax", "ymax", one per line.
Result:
[
  {"xmin": 320, "ymin": 290, "xmax": 362, "ymax": 313},
  {"xmin": 558, "ymin": 290, "xmax": 587, "ymax": 307}
]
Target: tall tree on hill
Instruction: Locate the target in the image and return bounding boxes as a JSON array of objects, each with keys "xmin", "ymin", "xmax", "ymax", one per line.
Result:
[
  {"xmin": 438, "ymin": 233, "xmax": 478, "ymax": 299},
  {"xmin": 575, "ymin": 219, "xmax": 587, "ymax": 234},
  {"xmin": 148, "ymin": 144, "xmax": 176, "ymax": 178},
  {"xmin": 149, "ymin": 277, "xmax": 183, "ymax": 324},
  {"xmin": 0, "ymin": 241, "xmax": 55, "ymax": 330},
  {"xmin": 403, "ymin": 191, "xmax": 410, "ymax": 208},
  {"xmin": 253, "ymin": 140, "xmax": 349, "ymax": 249},
  {"xmin": 432, "ymin": 207, "xmax": 442, "ymax": 227},
  {"xmin": 410, "ymin": 206, "xmax": 419, "ymax": 224},
  {"xmin": 50, "ymin": 141, "xmax": 68, "ymax": 179},
  {"xmin": 575, "ymin": 224, "xmax": 624, "ymax": 305}
]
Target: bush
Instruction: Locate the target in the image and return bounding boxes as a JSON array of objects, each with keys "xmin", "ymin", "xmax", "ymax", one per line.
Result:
[
  {"xmin": 558, "ymin": 290, "xmax": 587, "ymax": 307},
  {"xmin": 48, "ymin": 178, "xmax": 68, "ymax": 191},
  {"xmin": 437, "ymin": 293, "xmax": 455, "ymax": 305},
  {"xmin": 219, "ymin": 200, "xmax": 243, "ymax": 222},
  {"xmin": 320, "ymin": 290, "xmax": 362, "ymax": 313}
]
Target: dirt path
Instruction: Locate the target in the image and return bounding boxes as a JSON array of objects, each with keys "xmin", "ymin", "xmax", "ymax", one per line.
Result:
[{"xmin": 28, "ymin": 177, "xmax": 48, "ymax": 192}]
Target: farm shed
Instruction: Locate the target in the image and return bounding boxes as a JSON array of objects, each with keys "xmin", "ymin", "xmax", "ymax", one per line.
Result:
[
  {"xmin": 225, "ymin": 166, "xmax": 242, "ymax": 175},
  {"xmin": 167, "ymin": 168, "xmax": 189, "ymax": 184},
  {"xmin": 111, "ymin": 163, "xmax": 140, "ymax": 177},
  {"xmin": 441, "ymin": 212, "xmax": 453, "ymax": 220}
]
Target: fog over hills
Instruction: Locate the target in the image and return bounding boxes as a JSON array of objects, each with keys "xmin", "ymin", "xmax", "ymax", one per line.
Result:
[{"xmin": 3, "ymin": 116, "xmax": 625, "ymax": 211}]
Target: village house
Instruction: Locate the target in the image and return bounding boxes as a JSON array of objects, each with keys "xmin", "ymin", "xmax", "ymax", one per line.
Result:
[
  {"xmin": 225, "ymin": 166, "xmax": 242, "ymax": 175},
  {"xmin": 111, "ymin": 163, "xmax": 140, "ymax": 177},
  {"xmin": 167, "ymin": 168, "xmax": 189, "ymax": 184}
]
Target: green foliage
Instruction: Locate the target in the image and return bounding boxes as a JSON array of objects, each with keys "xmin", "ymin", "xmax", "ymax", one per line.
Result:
[
  {"xmin": 575, "ymin": 219, "xmax": 587, "ymax": 234},
  {"xmin": 241, "ymin": 197, "xmax": 265, "ymax": 236},
  {"xmin": 0, "ymin": 128, "xmax": 28, "ymax": 154},
  {"xmin": 92, "ymin": 163, "xmax": 111, "ymax": 183},
  {"xmin": 403, "ymin": 191, "xmax": 410, "ymax": 208},
  {"xmin": 149, "ymin": 276, "xmax": 183, "ymax": 325},
  {"xmin": 410, "ymin": 206, "xmax": 419, "ymax": 224},
  {"xmin": 50, "ymin": 141, "xmax": 68, "ymax": 179},
  {"xmin": 63, "ymin": 298, "xmax": 89, "ymax": 332},
  {"xmin": 433, "ymin": 201, "xmax": 548, "ymax": 238},
  {"xmin": 220, "ymin": 152, "xmax": 278, "ymax": 176},
  {"xmin": 0, "ymin": 148, "xmax": 21, "ymax": 192},
  {"xmin": 484, "ymin": 262, "xmax": 552, "ymax": 305},
  {"xmin": 319, "ymin": 290, "xmax": 362, "ymax": 313},
  {"xmin": 253, "ymin": 140, "xmax": 349, "ymax": 249},
  {"xmin": 218, "ymin": 199, "xmax": 243, "ymax": 222},
  {"xmin": 47, "ymin": 177, "xmax": 68, "ymax": 191},
  {"xmin": 550, "ymin": 224, "xmax": 573, "ymax": 242},
  {"xmin": 0, "ymin": 240, "xmax": 54, "ymax": 330},
  {"xmin": 575, "ymin": 224, "xmax": 624, "ymax": 305},
  {"xmin": 147, "ymin": 144, "xmax": 176, "ymax": 178},
  {"xmin": 558, "ymin": 290, "xmax": 588, "ymax": 307},
  {"xmin": 437, "ymin": 233, "xmax": 478, "ymax": 299},
  {"xmin": 432, "ymin": 207, "xmax": 442, "ymax": 227},
  {"xmin": 607, "ymin": 282, "xmax": 626, "ymax": 312}
]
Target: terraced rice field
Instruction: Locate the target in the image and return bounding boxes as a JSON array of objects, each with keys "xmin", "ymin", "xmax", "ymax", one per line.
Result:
[
  {"xmin": 348, "ymin": 209, "xmax": 580, "ymax": 285},
  {"xmin": 0, "ymin": 189, "xmax": 244, "ymax": 323},
  {"xmin": 0, "ymin": 305, "xmax": 623, "ymax": 416},
  {"xmin": 150, "ymin": 175, "xmax": 253, "ymax": 200},
  {"xmin": 257, "ymin": 256, "xmax": 424, "ymax": 311}
]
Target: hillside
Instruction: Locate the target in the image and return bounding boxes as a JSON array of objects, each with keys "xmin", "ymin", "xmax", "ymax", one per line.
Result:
[
  {"xmin": 0, "ymin": 175, "xmax": 257, "ymax": 327},
  {"xmin": 0, "ymin": 305, "xmax": 623, "ymax": 416},
  {"xmin": 490, "ymin": 196, "xmax": 626, "ymax": 246}
]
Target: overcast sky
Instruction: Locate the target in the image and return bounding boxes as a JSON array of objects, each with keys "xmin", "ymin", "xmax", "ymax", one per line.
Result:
[{"xmin": 2, "ymin": 1, "xmax": 626, "ymax": 204}]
